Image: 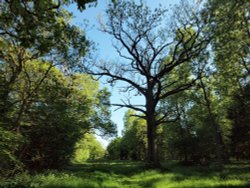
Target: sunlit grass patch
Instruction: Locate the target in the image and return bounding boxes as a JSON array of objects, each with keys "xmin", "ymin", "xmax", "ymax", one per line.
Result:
[
  {"xmin": 153, "ymin": 177, "xmax": 249, "ymax": 188},
  {"xmin": 30, "ymin": 172, "xmax": 100, "ymax": 188},
  {"xmin": 100, "ymin": 180, "xmax": 122, "ymax": 188}
]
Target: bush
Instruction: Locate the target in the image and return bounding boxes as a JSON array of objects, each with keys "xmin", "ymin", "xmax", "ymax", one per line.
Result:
[{"xmin": 0, "ymin": 127, "xmax": 24, "ymax": 177}]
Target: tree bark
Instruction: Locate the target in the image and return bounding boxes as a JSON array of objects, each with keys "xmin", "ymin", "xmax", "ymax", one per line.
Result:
[
  {"xmin": 146, "ymin": 90, "xmax": 160, "ymax": 167},
  {"xmin": 146, "ymin": 116, "xmax": 158, "ymax": 166}
]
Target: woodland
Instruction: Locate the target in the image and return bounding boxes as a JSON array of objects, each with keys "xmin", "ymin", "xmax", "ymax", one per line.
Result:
[{"xmin": 0, "ymin": 0, "xmax": 249, "ymax": 187}]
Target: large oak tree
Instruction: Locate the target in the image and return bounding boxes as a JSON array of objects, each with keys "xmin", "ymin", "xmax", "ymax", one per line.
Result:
[{"xmin": 85, "ymin": 0, "xmax": 210, "ymax": 167}]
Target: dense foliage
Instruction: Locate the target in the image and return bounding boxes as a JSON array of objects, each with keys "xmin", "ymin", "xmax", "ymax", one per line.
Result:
[
  {"xmin": 0, "ymin": 0, "xmax": 249, "ymax": 185},
  {"xmin": 0, "ymin": 0, "xmax": 116, "ymax": 177}
]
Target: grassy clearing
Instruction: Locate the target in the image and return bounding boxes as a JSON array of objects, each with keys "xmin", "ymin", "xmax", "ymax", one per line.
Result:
[{"xmin": 1, "ymin": 161, "xmax": 250, "ymax": 188}]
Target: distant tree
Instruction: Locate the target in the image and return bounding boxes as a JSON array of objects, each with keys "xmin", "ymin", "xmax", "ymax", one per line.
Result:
[
  {"xmin": 86, "ymin": 1, "xmax": 210, "ymax": 166},
  {"xmin": 107, "ymin": 110, "xmax": 147, "ymax": 161},
  {"xmin": 73, "ymin": 133, "xmax": 105, "ymax": 163},
  {"xmin": 158, "ymin": 90, "xmax": 199, "ymax": 163},
  {"xmin": 121, "ymin": 110, "xmax": 147, "ymax": 160},
  {"xmin": 107, "ymin": 137, "xmax": 123, "ymax": 160}
]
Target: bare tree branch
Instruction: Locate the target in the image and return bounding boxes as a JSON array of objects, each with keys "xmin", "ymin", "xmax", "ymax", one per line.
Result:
[{"xmin": 111, "ymin": 103, "xmax": 146, "ymax": 114}]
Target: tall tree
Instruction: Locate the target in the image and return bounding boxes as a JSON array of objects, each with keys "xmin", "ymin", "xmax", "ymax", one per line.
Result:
[
  {"xmin": 85, "ymin": 0, "xmax": 210, "ymax": 166},
  {"xmin": 198, "ymin": 76, "xmax": 228, "ymax": 162},
  {"xmin": 228, "ymin": 84, "xmax": 250, "ymax": 160},
  {"xmin": 199, "ymin": 0, "xmax": 250, "ymax": 162}
]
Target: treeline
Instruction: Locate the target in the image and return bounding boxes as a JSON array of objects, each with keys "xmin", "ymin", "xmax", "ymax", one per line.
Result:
[{"xmin": 0, "ymin": 0, "xmax": 116, "ymax": 177}]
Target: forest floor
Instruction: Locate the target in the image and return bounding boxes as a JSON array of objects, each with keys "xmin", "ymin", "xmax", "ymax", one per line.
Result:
[{"xmin": 1, "ymin": 161, "xmax": 250, "ymax": 188}]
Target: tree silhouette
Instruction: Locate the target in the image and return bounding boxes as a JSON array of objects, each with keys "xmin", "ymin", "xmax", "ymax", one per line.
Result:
[{"xmin": 86, "ymin": 1, "xmax": 210, "ymax": 167}]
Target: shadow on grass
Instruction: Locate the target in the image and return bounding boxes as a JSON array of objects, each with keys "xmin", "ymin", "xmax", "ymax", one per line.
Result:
[
  {"xmin": 165, "ymin": 161, "xmax": 250, "ymax": 179},
  {"xmin": 140, "ymin": 161, "xmax": 250, "ymax": 188},
  {"xmin": 65, "ymin": 160, "xmax": 147, "ymax": 176}
]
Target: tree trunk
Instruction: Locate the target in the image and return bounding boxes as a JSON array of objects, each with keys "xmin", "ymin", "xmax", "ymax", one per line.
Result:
[
  {"xmin": 147, "ymin": 118, "xmax": 158, "ymax": 166},
  {"xmin": 146, "ymin": 94, "xmax": 160, "ymax": 167}
]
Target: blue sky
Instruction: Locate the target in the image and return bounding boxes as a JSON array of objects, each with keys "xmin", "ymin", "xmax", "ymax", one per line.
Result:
[{"xmin": 68, "ymin": 0, "xmax": 180, "ymax": 146}]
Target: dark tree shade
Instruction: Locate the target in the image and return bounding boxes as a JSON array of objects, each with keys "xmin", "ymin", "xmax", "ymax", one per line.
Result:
[{"xmin": 228, "ymin": 84, "xmax": 250, "ymax": 160}]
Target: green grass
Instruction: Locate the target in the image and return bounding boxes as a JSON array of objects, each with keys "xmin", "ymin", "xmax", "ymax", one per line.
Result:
[{"xmin": 1, "ymin": 161, "xmax": 250, "ymax": 188}]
